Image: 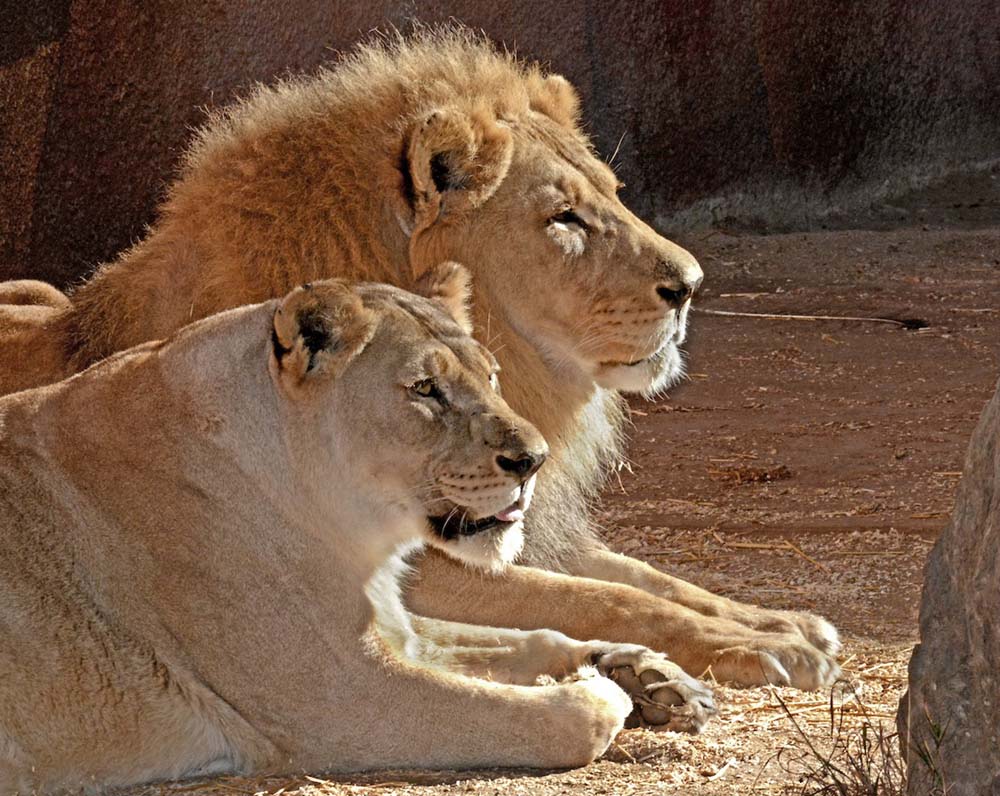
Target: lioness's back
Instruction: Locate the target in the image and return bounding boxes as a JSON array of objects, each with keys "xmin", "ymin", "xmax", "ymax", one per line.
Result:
[{"xmin": 0, "ymin": 417, "xmax": 243, "ymax": 792}]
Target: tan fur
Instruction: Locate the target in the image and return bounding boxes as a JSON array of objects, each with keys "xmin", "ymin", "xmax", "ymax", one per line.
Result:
[
  {"xmin": 1, "ymin": 273, "xmax": 663, "ymax": 792},
  {"xmin": 0, "ymin": 281, "xmax": 72, "ymax": 394},
  {"xmin": 7, "ymin": 28, "xmax": 838, "ymax": 688}
]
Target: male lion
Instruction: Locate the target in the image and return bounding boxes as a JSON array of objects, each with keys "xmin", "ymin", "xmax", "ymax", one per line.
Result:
[
  {"xmin": 0, "ymin": 267, "xmax": 712, "ymax": 793},
  {"xmin": 5, "ymin": 28, "xmax": 839, "ymax": 689},
  {"xmin": 0, "ymin": 281, "xmax": 72, "ymax": 395}
]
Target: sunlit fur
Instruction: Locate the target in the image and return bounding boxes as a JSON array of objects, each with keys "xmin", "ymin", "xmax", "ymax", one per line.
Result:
[
  {"xmin": 0, "ymin": 27, "xmax": 843, "ymax": 698},
  {"xmin": 0, "ymin": 281, "xmax": 72, "ymax": 394},
  {"xmin": 0, "ymin": 276, "xmax": 637, "ymax": 791},
  {"xmin": 7, "ymin": 27, "xmax": 700, "ymax": 571}
]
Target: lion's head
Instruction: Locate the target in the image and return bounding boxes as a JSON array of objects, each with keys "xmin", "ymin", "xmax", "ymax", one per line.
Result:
[
  {"xmin": 270, "ymin": 263, "xmax": 547, "ymax": 572},
  {"xmin": 390, "ymin": 36, "xmax": 703, "ymax": 399}
]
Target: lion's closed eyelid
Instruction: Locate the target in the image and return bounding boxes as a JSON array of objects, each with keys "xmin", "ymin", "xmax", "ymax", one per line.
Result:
[{"xmin": 549, "ymin": 208, "xmax": 589, "ymax": 230}]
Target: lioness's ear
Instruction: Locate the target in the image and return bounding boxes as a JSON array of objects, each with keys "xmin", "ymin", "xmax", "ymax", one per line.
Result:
[
  {"xmin": 414, "ymin": 261, "xmax": 474, "ymax": 334},
  {"xmin": 402, "ymin": 106, "xmax": 512, "ymax": 240},
  {"xmin": 270, "ymin": 281, "xmax": 376, "ymax": 389}
]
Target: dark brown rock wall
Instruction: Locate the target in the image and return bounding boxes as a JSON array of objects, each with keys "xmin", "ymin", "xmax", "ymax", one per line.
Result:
[{"xmin": 2, "ymin": 1, "xmax": 998, "ymax": 287}]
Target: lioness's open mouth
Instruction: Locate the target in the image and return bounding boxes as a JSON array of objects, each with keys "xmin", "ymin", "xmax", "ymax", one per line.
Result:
[
  {"xmin": 428, "ymin": 475, "xmax": 536, "ymax": 540},
  {"xmin": 427, "ymin": 512, "xmax": 517, "ymax": 539}
]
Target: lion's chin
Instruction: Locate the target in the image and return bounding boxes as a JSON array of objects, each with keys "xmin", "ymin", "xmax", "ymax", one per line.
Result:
[
  {"xmin": 425, "ymin": 521, "xmax": 524, "ymax": 574},
  {"xmin": 594, "ymin": 341, "xmax": 684, "ymax": 398}
]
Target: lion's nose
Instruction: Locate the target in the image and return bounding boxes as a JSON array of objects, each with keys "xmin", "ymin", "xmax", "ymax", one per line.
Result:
[
  {"xmin": 655, "ymin": 275, "xmax": 702, "ymax": 308},
  {"xmin": 496, "ymin": 449, "xmax": 547, "ymax": 480},
  {"xmin": 654, "ymin": 245, "xmax": 704, "ymax": 308}
]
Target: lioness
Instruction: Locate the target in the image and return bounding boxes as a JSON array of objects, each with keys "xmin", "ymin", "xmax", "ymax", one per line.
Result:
[
  {"xmin": 4, "ymin": 28, "xmax": 839, "ymax": 689},
  {"xmin": 0, "ymin": 267, "xmax": 713, "ymax": 793}
]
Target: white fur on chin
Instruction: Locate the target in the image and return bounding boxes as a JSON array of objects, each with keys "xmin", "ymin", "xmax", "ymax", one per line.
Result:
[
  {"xmin": 594, "ymin": 342, "xmax": 685, "ymax": 398},
  {"xmin": 430, "ymin": 522, "xmax": 525, "ymax": 574}
]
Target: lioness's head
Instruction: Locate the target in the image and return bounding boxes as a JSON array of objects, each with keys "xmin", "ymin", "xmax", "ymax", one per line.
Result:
[
  {"xmin": 270, "ymin": 263, "xmax": 547, "ymax": 572},
  {"xmin": 396, "ymin": 43, "xmax": 703, "ymax": 398}
]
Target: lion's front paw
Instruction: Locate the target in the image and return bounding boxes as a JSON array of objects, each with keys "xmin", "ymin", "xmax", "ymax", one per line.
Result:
[
  {"xmin": 711, "ymin": 634, "xmax": 840, "ymax": 690},
  {"xmin": 748, "ymin": 608, "xmax": 841, "ymax": 657},
  {"xmin": 788, "ymin": 611, "xmax": 841, "ymax": 656},
  {"xmin": 589, "ymin": 644, "xmax": 717, "ymax": 734}
]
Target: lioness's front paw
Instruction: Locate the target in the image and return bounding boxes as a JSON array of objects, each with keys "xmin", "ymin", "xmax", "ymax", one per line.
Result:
[
  {"xmin": 553, "ymin": 667, "xmax": 632, "ymax": 766},
  {"xmin": 711, "ymin": 634, "xmax": 840, "ymax": 690},
  {"xmin": 589, "ymin": 644, "xmax": 717, "ymax": 734}
]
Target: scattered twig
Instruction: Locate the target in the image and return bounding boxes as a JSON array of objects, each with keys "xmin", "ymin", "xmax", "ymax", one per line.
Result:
[
  {"xmin": 636, "ymin": 747, "xmax": 668, "ymax": 764},
  {"xmin": 726, "ymin": 541, "xmax": 790, "ymax": 550},
  {"xmin": 613, "ymin": 741, "xmax": 637, "ymax": 764},
  {"xmin": 707, "ymin": 758, "xmax": 737, "ymax": 781},
  {"xmin": 718, "ymin": 537, "xmax": 830, "ymax": 572},
  {"xmin": 785, "ymin": 539, "xmax": 831, "ymax": 573},
  {"xmin": 695, "ymin": 307, "xmax": 928, "ymax": 329}
]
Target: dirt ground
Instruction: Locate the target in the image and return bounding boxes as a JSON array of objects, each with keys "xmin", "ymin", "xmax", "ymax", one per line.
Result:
[{"xmin": 133, "ymin": 215, "xmax": 1000, "ymax": 796}]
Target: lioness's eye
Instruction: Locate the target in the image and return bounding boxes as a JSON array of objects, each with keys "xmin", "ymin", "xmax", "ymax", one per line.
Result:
[
  {"xmin": 410, "ymin": 378, "xmax": 446, "ymax": 405},
  {"xmin": 550, "ymin": 208, "xmax": 588, "ymax": 230}
]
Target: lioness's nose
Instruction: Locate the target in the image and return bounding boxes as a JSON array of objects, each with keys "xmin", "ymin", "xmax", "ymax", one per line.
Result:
[{"xmin": 496, "ymin": 448, "xmax": 547, "ymax": 480}]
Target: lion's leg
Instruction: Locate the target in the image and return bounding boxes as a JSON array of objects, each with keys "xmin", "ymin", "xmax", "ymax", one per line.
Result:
[
  {"xmin": 566, "ymin": 548, "xmax": 840, "ymax": 656},
  {"xmin": 407, "ymin": 615, "xmax": 715, "ymax": 733},
  {"xmin": 406, "ymin": 549, "xmax": 839, "ymax": 690}
]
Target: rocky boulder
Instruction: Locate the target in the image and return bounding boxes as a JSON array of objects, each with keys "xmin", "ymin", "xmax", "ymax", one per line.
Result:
[{"xmin": 899, "ymin": 378, "xmax": 1000, "ymax": 796}]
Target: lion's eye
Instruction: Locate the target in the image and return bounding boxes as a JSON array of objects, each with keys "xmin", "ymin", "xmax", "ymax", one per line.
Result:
[
  {"xmin": 489, "ymin": 373, "xmax": 500, "ymax": 392},
  {"xmin": 550, "ymin": 208, "xmax": 588, "ymax": 230},
  {"xmin": 410, "ymin": 378, "xmax": 446, "ymax": 405}
]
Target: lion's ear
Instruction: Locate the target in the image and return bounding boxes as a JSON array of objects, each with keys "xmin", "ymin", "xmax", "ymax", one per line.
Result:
[
  {"xmin": 270, "ymin": 281, "xmax": 376, "ymax": 389},
  {"xmin": 527, "ymin": 73, "xmax": 581, "ymax": 129},
  {"xmin": 402, "ymin": 107, "xmax": 512, "ymax": 239},
  {"xmin": 414, "ymin": 261, "xmax": 474, "ymax": 334}
]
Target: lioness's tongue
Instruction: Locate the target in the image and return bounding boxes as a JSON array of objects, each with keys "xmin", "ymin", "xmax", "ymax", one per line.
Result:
[
  {"xmin": 493, "ymin": 474, "xmax": 537, "ymax": 523},
  {"xmin": 494, "ymin": 505, "xmax": 524, "ymax": 523}
]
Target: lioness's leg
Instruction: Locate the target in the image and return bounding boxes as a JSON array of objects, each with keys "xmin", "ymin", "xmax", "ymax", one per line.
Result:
[
  {"xmin": 408, "ymin": 615, "xmax": 715, "ymax": 733},
  {"xmin": 406, "ymin": 549, "xmax": 839, "ymax": 690},
  {"xmin": 566, "ymin": 548, "xmax": 840, "ymax": 656},
  {"xmin": 280, "ymin": 634, "xmax": 631, "ymax": 772}
]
